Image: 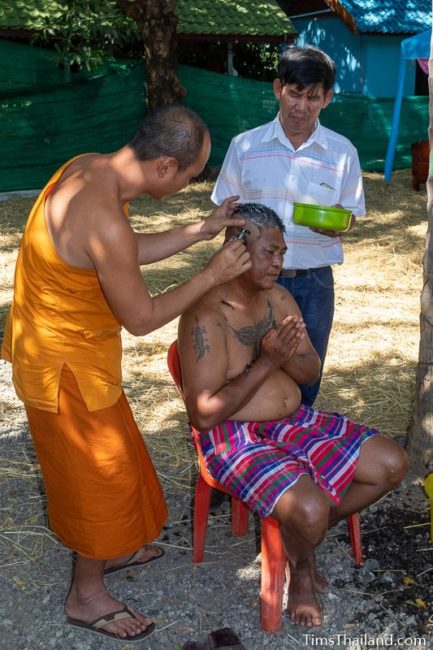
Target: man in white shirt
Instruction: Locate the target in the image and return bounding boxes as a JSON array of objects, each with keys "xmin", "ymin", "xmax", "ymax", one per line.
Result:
[{"xmin": 212, "ymin": 46, "xmax": 365, "ymax": 405}]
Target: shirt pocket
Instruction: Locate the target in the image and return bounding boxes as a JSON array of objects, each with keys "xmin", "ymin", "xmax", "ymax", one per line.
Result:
[{"xmin": 303, "ymin": 181, "xmax": 339, "ymax": 207}]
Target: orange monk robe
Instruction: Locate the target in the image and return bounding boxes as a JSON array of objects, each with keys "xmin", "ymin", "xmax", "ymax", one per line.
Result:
[{"xmin": 1, "ymin": 159, "xmax": 168, "ymax": 558}]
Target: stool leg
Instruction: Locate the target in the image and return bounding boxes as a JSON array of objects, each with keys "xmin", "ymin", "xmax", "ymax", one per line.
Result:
[
  {"xmin": 347, "ymin": 512, "xmax": 363, "ymax": 566},
  {"xmin": 260, "ymin": 517, "xmax": 286, "ymax": 633},
  {"xmin": 231, "ymin": 497, "xmax": 249, "ymax": 536},
  {"xmin": 193, "ymin": 475, "xmax": 212, "ymax": 563}
]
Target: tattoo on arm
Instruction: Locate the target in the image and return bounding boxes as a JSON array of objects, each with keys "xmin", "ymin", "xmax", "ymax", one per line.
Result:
[{"xmin": 191, "ymin": 324, "xmax": 210, "ymax": 360}]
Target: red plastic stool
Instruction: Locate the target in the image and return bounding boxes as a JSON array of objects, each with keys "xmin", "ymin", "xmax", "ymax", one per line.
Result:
[
  {"xmin": 167, "ymin": 341, "xmax": 363, "ymax": 633},
  {"xmin": 192, "ymin": 468, "xmax": 287, "ymax": 632}
]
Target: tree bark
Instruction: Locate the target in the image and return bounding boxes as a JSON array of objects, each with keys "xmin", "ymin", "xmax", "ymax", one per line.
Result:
[
  {"xmin": 115, "ymin": 0, "xmax": 186, "ymax": 110},
  {"xmin": 406, "ymin": 23, "xmax": 433, "ymax": 474}
]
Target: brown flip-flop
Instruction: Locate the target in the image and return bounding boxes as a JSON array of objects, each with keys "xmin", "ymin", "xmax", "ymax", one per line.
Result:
[
  {"xmin": 104, "ymin": 544, "xmax": 165, "ymax": 577},
  {"xmin": 66, "ymin": 605, "xmax": 155, "ymax": 642}
]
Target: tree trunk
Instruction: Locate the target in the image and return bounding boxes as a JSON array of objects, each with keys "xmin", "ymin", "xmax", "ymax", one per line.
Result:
[
  {"xmin": 115, "ymin": 0, "xmax": 186, "ymax": 110},
  {"xmin": 406, "ymin": 24, "xmax": 433, "ymax": 474}
]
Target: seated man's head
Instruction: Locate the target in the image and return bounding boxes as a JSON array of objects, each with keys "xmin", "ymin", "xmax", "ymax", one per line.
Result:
[{"xmin": 225, "ymin": 202, "xmax": 286, "ymax": 289}]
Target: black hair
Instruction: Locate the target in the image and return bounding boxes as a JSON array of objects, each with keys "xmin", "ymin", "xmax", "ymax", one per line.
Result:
[
  {"xmin": 233, "ymin": 202, "xmax": 286, "ymax": 234},
  {"xmin": 277, "ymin": 45, "xmax": 336, "ymax": 93},
  {"xmin": 129, "ymin": 104, "xmax": 208, "ymax": 171}
]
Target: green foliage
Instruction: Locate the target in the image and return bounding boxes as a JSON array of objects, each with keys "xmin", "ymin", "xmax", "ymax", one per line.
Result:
[
  {"xmin": 234, "ymin": 42, "xmax": 281, "ymax": 81},
  {"xmin": 178, "ymin": 41, "xmax": 281, "ymax": 82},
  {"xmin": 31, "ymin": 0, "xmax": 138, "ymax": 72}
]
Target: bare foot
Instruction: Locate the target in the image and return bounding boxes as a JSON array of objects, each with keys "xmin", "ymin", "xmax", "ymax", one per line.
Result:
[
  {"xmin": 287, "ymin": 564, "xmax": 322, "ymax": 627},
  {"xmin": 285, "ymin": 556, "xmax": 329, "ymax": 594},
  {"xmin": 309, "ymin": 554, "xmax": 329, "ymax": 594},
  {"xmin": 65, "ymin": 588, "xmax": 152, "ymax": 639},
  {"xmin": 105, "ymin": 544, "xmax": 164, "ymax": 574}
]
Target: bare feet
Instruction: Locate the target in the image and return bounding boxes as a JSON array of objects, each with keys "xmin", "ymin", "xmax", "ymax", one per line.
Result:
[
  {"xmin": 287, "ymin": 564, "xmax": 322, "ymax": 627},
  {"xmin": 104, "ymin": 544, "xmax": 164, "ymax": 575},
  {"xmin": 65, "ymin": 588, "xmax": 152, "ymax": 639}
]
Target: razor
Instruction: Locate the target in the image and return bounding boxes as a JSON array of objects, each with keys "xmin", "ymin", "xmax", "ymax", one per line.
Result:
[{"xmin": 237, "ymin": 227, "xmax": 250, "ymax": 243}]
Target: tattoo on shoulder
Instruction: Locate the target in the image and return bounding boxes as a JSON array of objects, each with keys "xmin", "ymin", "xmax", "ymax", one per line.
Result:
[
  {"xmin": 229, "ymin": 301, "xmax": 277, "ymax": 359},
  {"xmin": 191, "ymin": 323, "xmax": 210, "ymax": 360}
]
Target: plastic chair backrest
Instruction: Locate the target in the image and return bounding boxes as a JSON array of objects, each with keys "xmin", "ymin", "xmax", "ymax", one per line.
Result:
[
  {"xmin": 167, "ymin": 340, "xmax": 229, "ymax": 492},
  {"xmin": 167, "ymin": 340, "xmax": 183, "ymax": 395}
]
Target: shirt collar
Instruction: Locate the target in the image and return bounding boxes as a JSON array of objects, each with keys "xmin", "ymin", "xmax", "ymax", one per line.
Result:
[{"xmin": 261, "ymin": 114, "xmax": 328, "ymax": 151}]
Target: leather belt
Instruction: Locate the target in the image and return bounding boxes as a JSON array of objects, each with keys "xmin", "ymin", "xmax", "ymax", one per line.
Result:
[{"xmin": 279, "ymin": 266, "xmax": 330, "ymax": 279}]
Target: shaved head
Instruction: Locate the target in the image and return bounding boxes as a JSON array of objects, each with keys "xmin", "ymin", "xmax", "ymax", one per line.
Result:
[{"xmin": 225, "ymin": 202, "xmax": 285, "ymax": 245}]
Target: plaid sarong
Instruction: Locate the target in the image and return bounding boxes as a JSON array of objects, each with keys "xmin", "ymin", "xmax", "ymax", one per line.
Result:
[{"xmin": 198, "ymin": 404, "xmax": 379, "ymax": 517}]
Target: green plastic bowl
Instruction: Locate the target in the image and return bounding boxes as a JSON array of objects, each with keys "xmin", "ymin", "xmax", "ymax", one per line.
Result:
[{"xmin": 292, "ymin": 202, "xmax": 352, "ymax": 232}]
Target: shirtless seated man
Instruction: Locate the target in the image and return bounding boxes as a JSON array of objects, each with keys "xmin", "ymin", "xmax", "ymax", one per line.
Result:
[{"xmin": 177, "ymin": 202, "xmax": 408, "ymax": 628}]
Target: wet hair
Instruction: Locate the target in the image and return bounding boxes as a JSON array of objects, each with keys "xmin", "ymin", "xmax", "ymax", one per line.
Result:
[
  {"xmin": 128, "ymin": 104, "xmax": 208, "ymax": 171},
  {"xmin": 233, "ymin": 202, "xmax": 286, "ymax": 234},
  {"xmin": 277, "ymin": 46, "xmax": 336, "ymax": 93}
]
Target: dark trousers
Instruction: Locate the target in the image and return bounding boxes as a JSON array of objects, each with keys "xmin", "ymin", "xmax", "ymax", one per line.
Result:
[{"xmin": 277, "ymin": 265, "xmax": 335, "ymax": 406}]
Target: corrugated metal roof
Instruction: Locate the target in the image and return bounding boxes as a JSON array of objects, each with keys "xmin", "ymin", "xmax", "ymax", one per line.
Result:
[
  {"xmin": 330, "ymin": 0, "xmax": 431, "ymax": 35},
  {"xmin": 0, "ymin": 0, "xmax": 296, "ymax": 38}
]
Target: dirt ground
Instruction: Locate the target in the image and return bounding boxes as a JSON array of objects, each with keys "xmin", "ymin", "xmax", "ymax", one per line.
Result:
[{"xmin": 1, "ymin": 169, "xmax": 433, "ymax": 649}]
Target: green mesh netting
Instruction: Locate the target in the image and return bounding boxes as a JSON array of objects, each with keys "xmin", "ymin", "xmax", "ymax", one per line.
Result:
[
  {"xmin": 0, "ymin": 40, "xmax": 147, "ymax": 192},
  {"xmin": 319, "ymin": 93, "xmax": 429, "ymax": 173},
  {"xmin": 181, "ymin": 65, "xmax": 429, "ymax": 174},
  {"xmin": 0, "ymin": 39, "xmax": 429, "ymax": 192}
]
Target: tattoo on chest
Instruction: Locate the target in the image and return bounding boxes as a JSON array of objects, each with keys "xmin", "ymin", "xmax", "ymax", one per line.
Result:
[
  {"xmin": 230, "ymin": 301, "xmax": 277, "ymax": 359},
  {"xmin": 191, "ymin": 324, "xmax": 210, "ymax": 360}
]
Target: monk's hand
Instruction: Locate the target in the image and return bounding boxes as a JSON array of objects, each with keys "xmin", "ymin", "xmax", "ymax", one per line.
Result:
[
  {"xmin": 199, "ymin": 196, "xmax": 245, "ymax": 240},
  {"xmin": 204, "ymin": 239, "xmax": 251, "ymax": 285},
  {"xmin": 260, "ymin": 315, "xmax": 306, "ymax": 366}
]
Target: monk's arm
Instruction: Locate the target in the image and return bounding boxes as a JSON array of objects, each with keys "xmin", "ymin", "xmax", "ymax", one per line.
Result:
[
  {"xmin": 135, "ymin": 196, "xmax": 243, "ymax": 264},
  {"xmin": 85, "ymin": 210, "xmax": 251, "ymax": 336},
  {"xmin": 178, "ymin": 310, "xmax": 294, "ymax": 431}
]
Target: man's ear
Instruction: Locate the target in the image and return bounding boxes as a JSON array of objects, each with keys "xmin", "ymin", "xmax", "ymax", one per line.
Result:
[
  {"xmin": 157, "ymin": 157, "xmax": 178, "ymax": 178},
  {"xmin": 323, "ymin": 88, "xmax": 334, "ymax": 109},
  {"xmin": 224, "ymin": 225, "xmax": 238, "ymax": 243},
  {"xmin": 273, "ymin": 78, "xmax": 283, "ymax": 100}
]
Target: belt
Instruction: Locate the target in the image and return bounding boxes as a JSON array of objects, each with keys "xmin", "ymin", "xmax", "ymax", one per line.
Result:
[{"xmin": 279, "ymin": 266, "xmax": 330, "ymax": 278}]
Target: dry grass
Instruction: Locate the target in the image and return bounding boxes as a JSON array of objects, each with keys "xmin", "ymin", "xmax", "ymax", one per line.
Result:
[{"xmin": 0, "ymin": 170, "xmax": 428, "ymax": 495}]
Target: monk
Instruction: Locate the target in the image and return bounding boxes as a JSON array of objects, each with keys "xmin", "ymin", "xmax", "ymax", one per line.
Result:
[
  {"xmin": 1, "ymin": 105, "xmax": 251, "ymax": 641},
  {"xmin": 177, "ymin": 202, "xmax": 408, "ymax": 628}
]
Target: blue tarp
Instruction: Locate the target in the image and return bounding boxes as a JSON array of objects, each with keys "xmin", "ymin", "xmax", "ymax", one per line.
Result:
[
  {"xmin": 384, "ymin": 29, "xmax": 431, "ymax": 181},
  {"xmin": 401, "ymin": 28, "xmax": 431, "ymax": 59}
]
